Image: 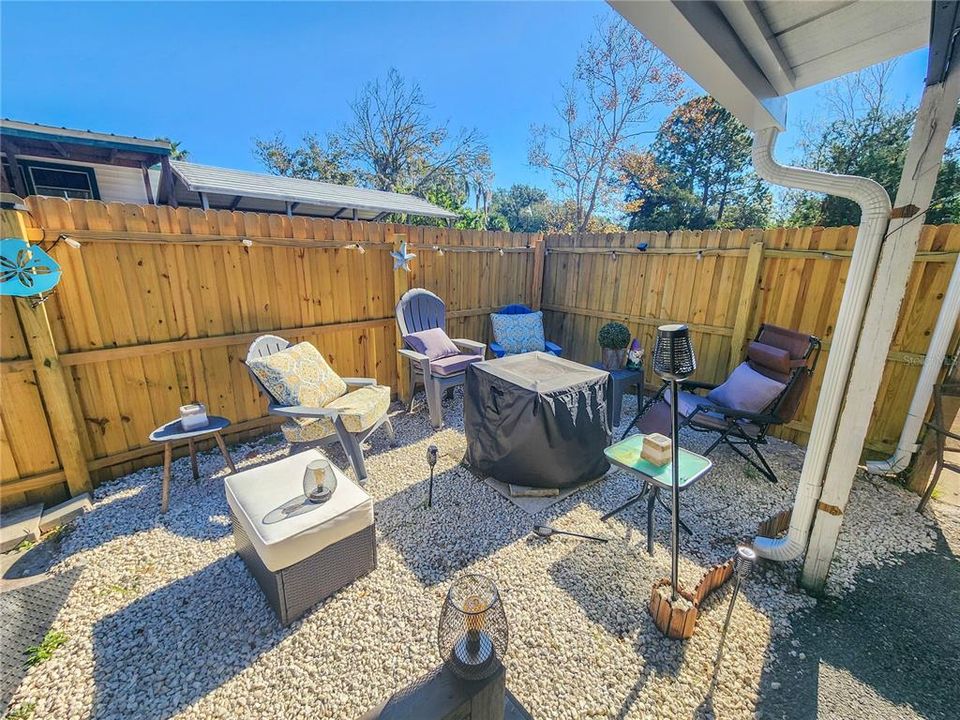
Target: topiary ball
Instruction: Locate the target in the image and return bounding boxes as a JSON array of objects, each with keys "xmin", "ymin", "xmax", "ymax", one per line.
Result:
[{"xmin": 598, "ymin": 322, "xmax": 631, "ymax": 349}]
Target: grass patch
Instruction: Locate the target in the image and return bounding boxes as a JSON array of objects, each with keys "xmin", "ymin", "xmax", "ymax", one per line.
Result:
[
  {"xmin": 24, "ymin": 630, "xmax": 67, "ymax": 667},
  {"xmin": 5, "ymin": 703, "xmax": 36, "ymax": 720},
  {"xmin": 13, "ymin": 538, "xmax": 35, "ymax": 552}
]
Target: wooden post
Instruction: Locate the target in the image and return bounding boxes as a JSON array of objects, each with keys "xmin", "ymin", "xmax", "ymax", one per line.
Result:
[
  {"xmin": 141, "ymin": 162, "xmax": 155, "ymax": 205},
  {"xmin": 728, "ymin": 238, "xmax": 765, "ymax": 373},
  {"xmin": 3, "ymin": 208, "xmax": 92, "ymax": 497},
  {"xmin": 530, "ymin": 233, "xmax": 545, "ymax": 311},
  {"xmin": 393, "ymin": 231, "xmax": 412, "ymax": 401}
]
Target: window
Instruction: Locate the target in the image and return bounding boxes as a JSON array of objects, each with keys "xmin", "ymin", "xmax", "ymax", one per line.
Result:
[{"xmin": 21, "ymin": 160, "xmax": 100, "ymax": 200}]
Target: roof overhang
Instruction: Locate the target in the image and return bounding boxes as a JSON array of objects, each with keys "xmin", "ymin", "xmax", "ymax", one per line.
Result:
[
  {"xmin": 610, "ymin": 0, "xmax": 932, "ymax": 131},
  {"xmin": 0, "ymin": 119, "xmax": 171, "ymax": 156},
  {"xmin": 170, "ymin": 161, "xmax": 458, "ymax": 221}
]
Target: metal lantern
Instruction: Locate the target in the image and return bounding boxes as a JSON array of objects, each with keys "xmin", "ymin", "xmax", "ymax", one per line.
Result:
[
  {"xmin": 438, "ymin": 574, "xmax": 508, "ymax": 680},
  {"xmin": 653, "ymin": 324, "xmax": 696, "ymax": 380},
  {"xmin": 653, "ymin": 323, "xmax": 697, "ymax": 601}
]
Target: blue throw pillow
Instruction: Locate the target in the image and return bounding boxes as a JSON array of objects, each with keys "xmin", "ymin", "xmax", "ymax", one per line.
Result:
[{"xmin": 490, "ymin": 311, "xmax": 546, "ymax": 354}]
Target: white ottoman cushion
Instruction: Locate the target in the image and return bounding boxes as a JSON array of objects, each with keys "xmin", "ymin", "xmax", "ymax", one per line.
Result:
[{"xmin": 224, "ymin": 449, "xmax": 374, "ymax": 573}]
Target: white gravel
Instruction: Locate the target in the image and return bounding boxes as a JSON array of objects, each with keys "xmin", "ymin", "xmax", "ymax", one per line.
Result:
[{"xmin": 6, "ymin": 391, "xmax": 939, "ymax": 719}]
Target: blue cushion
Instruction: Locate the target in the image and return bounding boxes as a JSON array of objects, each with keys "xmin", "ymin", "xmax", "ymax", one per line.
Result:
[{"xmin": 490, "ymin": 311, "xmax": 546, "ymax": 354}]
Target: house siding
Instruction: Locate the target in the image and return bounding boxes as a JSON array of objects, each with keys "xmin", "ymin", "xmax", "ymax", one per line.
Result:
[{"xmin": 11, "ymin": 154, "xmax": 160, "ymax": 204}]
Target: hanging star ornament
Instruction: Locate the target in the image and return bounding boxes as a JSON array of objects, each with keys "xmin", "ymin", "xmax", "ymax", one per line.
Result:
[{"xmin": 390, "ymin": 241, "xmax": 416, "ymax": 272}]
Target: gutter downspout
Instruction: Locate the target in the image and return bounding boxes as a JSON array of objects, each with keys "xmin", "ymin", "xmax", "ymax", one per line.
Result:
[
  {"xmin": 750, "ymin": 127, "xmax": 891, "ymax": 562},
  {"xmin": 865, "ymin": 259, "xmax": 960, "ymax": 475}
]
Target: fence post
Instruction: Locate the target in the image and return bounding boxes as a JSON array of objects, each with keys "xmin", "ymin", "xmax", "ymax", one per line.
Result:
[
  {"xmin": 392, "ymin": 230, "xmax": 411, "ymax": 402},
  {"xmin": 2, "ymin": 208, "xmax": 92, "ymax": 496},
  {"xmin": 530, "ymin": 233, "xmax": 546, "ymax": 311},
  {"xmin": 728, "ymin": 238, "xmax": 765, "ymax": 374}
]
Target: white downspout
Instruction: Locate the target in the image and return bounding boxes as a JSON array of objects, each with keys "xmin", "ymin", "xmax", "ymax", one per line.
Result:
[
  {"xmin": 865, "ymin": 259, "xmax": 960, "ymax": 475},
  {"xmin": 750, "ymin": 127, "xmax": 891, "ymax": 561}
]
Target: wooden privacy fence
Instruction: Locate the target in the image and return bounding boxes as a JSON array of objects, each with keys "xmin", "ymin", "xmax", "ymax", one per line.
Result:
[
  {"xmin": 0, "ymin": 198, "xmax": 542, "ymax": 508},
  {"xmin": 541, "ymin": 225, "xmax": 960, "ymax": 452},
  {"xmin": 1, "ymin": 197, "xmax": 958, "ymax": 510}
]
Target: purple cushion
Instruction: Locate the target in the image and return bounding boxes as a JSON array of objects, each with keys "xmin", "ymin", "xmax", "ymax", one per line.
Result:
[
  {"xmin": 430, "ymin": 353, "xmax": 483, "ymax": 377},
  {"xmin": 404, "ymin": 328, "xmax": 460, "ymax": 360},
  {"xmin": 747, "ymin": 341, "xmax": 792, "ymax": 376},
  {"xmin": 664, "ymin": 387, "xmax": 703, "ymax": 418},
  {"xmin": 707, "ymin": 362, "xmax": 785, "ymax": 413}
]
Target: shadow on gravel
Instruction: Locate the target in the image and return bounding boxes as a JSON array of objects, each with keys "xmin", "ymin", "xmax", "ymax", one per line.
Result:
[
  {"xmin": 90, "ymin": 554, "xmax": 290, "ymax": 720},
  {"xmin": 755, "ymin": 529, "xmax": 960, "ymax": 720}
]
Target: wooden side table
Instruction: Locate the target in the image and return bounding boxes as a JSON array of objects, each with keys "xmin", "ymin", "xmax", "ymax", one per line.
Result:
[
  {"xmin": 591, "ymin": 363, "xmax": 644, "ymax": 429},
  {"xmin": 148, "ymin": 416, "xmax": 236, "ymax": 513}
]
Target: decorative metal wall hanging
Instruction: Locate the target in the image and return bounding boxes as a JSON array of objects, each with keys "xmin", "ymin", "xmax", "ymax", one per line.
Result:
[
  {"xmin": 0, "ymin": 239, "xmax": 61, "ymax": 298},
  {"xmin": 390, "ymin": 241, "xmax": 416, "ymax": 272}
]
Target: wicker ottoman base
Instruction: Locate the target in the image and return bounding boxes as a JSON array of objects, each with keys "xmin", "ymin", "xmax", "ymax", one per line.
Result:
[{"xmin": 231, "ymin": 512, "xmax": 377, "ymax": 626}]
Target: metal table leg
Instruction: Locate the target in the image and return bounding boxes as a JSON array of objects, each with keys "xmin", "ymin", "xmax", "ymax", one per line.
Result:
[
  {"xmin": 647, "ymin": 487, "xmax": 658, "ymax": 555},
  {"xmin": 601, "ymin": 483, "xmax": 651, "ymax": 521},
  {"xmin": 655, "ymin": 493, "xmax": 693, "ymax": 535}
]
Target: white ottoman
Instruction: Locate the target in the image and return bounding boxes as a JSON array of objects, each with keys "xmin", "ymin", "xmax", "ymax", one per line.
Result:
[{"xmin": 224, "ymin": 449, "xmax": 376, "ymax": 625}]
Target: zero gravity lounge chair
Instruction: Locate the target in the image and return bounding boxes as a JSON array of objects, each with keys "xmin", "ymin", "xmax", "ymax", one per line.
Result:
[
  {"xmin": 245, "ymin": 335, "xmax": 394, "ymax": 483},
  {"xmin": 396, "ymin": 288, "xmax": 486, "ymax": 429},
  {"xmin": 625, "ymin": 324, "xmax": 821, "ymax": 483}
]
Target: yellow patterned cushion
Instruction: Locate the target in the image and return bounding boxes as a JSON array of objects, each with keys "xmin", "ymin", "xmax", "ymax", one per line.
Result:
[
  {"xmin": 247, "ymin": 342, "xmax": 347, "ymax": 409},
  {"xmin": 280, "ymin": 385, "xmax": 391, "ymax": 443}
]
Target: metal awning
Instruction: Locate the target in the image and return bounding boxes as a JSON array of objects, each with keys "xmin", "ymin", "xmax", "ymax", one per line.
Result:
[
  {"xmin": 169, "ymin": 161, "xmax": 458, "ymax": 221},
  {"xmin": 610, "ymin": 0, "xmax": 932, "ymax": 130}
]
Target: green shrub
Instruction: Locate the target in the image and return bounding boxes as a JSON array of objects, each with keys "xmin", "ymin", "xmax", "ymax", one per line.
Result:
[{"xmin": 598, "ymin": 322, "xmax": 631, "ymax": 349}]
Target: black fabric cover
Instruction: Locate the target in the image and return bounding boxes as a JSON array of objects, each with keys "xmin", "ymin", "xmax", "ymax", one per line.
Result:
[{"xmin": 464, "ymin": 352, "xmax": 610, "ymax": 488}]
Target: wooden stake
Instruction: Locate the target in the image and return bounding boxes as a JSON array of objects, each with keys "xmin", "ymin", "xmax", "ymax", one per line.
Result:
[
  {"xmin": 728, "ymin": 239, "xmax": 764, "ymax": 374},
  {"xmin": 3, "ymin": 209, "xmax": 92, "ymax": 497}
]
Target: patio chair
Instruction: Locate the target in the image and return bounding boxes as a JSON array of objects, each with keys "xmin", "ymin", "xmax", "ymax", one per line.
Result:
[
  {"xmin": 396, "ymin": 288, "xmax": 486, "ymax": 429},
  {"xmin": 244, "ymin": 335, "xmax": 394, "ymax": 484},
  {"xmin": 625, "ymin": 324, "xmax": 821, "ymax": 483},
  {"xmin": 489, "ymin": 303, "xmax": 562, "ymax": 358},
  {"xmin": 917, "ymin": 382, "xmax": 960, "ymax": 512}
]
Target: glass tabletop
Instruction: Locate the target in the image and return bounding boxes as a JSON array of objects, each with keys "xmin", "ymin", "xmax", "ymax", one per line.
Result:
[{"xmin": 604, "ymin": 434, "xmax": 712, "ymax": 489}]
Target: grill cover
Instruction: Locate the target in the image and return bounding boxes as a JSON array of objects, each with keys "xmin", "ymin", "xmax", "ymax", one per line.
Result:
[{"xmin": 464, "ymin": 352, "xmax": 610, "ymax": 488}]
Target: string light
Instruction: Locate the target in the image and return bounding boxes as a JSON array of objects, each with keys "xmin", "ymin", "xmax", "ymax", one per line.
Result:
[
  {"xmin": 62, "ymin": 236, "xmax": 82, "ymax": 249},
  {"xmin": 346, "ymin": 242, "xmax": 366, "ymax": 254},
  {"xmin": 241, "ymin": 238, "xmax": 254, "ymax": 247},
  {"xmin": 696, "ymin": 250, "xmax": 703, "ymax": 261},
  {"xmin": 498, "ymin": 247, "xmax": 504, "ymax": 257},
  {"xmin": 434, "ymin": 245, "xmax": 444, "ymax": 256},
  {"xmin": 611, "ymin": 250, "xmax": 618, "ymax": 262}
]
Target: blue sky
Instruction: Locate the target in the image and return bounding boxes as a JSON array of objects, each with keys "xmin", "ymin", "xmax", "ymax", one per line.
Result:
[{"xmin": 1, "ymin": 1, "xmax": 929, "ymax": 195}]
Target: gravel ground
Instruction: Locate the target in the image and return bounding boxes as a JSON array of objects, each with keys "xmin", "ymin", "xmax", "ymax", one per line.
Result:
[{"xmin": 3, "ymin": 392, "xmax": 944, "ymax": 720}]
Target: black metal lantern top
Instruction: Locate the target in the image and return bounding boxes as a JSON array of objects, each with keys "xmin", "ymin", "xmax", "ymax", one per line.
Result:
[
  {"xmin": 438, "ymin": 574, "xmax": 508, "ymax": 681},
  {"xmin": 653, "ymin": 324, "xmax": 696, "ymax": 380}
]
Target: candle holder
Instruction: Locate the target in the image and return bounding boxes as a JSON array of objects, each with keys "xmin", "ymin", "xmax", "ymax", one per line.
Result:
[
  {"xmin": 302, "ymin": 457, "xmax": 337, "ymax": 504},
  {"xmin": 438, "ymin": 574, "xmax": 508, "ymax": 681}
]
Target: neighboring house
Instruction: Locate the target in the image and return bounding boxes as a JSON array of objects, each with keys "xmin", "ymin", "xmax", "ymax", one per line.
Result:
[
  {"xmin": 0, "ymin": 119, "xmax": 169, "ymax": 204},
  {"xmin": 0, "ymin": 119, "xmax": 457, "ymax": 222}
]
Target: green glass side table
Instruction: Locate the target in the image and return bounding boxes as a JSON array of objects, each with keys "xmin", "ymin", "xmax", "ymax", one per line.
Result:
[{"xmin": 602, "ymin": 433, "xmax": 712, "ymax": 554}]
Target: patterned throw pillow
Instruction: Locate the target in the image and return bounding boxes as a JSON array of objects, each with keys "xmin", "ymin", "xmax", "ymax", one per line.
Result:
[
  {"xmin": 247, "ymin": 342, "xmax": 347, "ymax": 408},
  {"xmin": 490, "ymin": 311, "xmax": 546, "ymax": 354}
]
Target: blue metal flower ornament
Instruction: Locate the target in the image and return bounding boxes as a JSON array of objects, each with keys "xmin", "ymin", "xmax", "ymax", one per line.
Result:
[{"xmin": 0, "ymin": 239, "xmax": 62, "ymax": 297}]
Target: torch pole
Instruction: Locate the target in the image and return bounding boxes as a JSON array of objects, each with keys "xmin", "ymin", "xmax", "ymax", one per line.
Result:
[{"xmin": 670, "ymin": 377, "xmax": 681, "ymax": 602}]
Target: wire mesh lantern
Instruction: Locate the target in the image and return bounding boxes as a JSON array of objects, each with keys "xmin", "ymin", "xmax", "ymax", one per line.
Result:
[
  {"xmin": 653, "ymin": 323, "xmax": 697, "ymax": 601},
  {"xmin": 438, "ymin": 574, "xmax": 508, "ymax": 680},
  {"xmin": 653, "ymin": 324, "xmax": 696, "ymax": 380}
]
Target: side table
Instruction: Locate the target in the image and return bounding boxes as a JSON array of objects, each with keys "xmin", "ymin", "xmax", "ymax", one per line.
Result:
[
  {"xmin": 148, "ymin": 416, "xmax": 236, "ymax": 513},
  {"xmin": 591, "ymin": 363, "xmax": 644, "ymax": 429},
  {"xmin": 602, "ymin": 433, "xmax": 712, "ymax": 554}
]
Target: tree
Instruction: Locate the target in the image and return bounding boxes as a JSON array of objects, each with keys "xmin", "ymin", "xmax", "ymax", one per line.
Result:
[
  {"xmin": 156, "ymin": 138, "xmax": 189, "ymax": 161},
  {"xmin": 489, "ymin": 184, "xmax": 552, "ymax": 233},
  {"xmin": 528, "ymin": 17, "xmax": 683, "ymax": 232},
  {"xmin": 622, "ymin": 96, "xmax": 771, "ymax": 230},
  {"xmin": 341, "ymin": 68, "xmax": 491, "ymax": 197},
  {"xmin": 253, "ymin": 132, "xmax": 356, "ymax": 185},
  {"xmin": 782, "ymin": 62, "xmax": 960, "ymax": 226}
]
